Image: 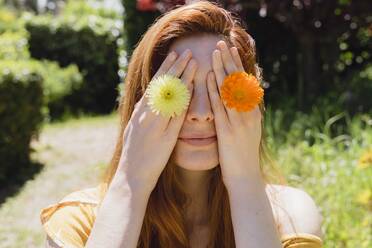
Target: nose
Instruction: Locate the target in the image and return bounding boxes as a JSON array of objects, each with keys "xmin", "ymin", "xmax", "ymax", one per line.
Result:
[{"xmin": 185, "ymin": 90, "xmax": 214, "ymax": 122}]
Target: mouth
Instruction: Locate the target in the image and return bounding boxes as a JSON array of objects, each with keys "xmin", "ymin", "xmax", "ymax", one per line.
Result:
[{"xmin": 178, "ymin": 136, "xmax": 217, "ymax": 146}]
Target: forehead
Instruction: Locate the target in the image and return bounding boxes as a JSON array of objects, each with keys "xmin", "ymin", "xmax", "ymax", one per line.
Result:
[{"xmin": 168, "ymin": 33, "xmax": 225, "ymax": 74}]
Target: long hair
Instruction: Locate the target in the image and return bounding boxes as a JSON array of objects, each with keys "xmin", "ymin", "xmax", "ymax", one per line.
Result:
[{"xmin": 97, "ymin": 1, "xmax": 288, "ymax": 247}]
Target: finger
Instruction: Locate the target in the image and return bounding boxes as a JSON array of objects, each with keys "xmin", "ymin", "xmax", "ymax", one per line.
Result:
[
  {"xmin": 164, "ymin": 58, "xmax": 197, "ymax": 133},
  {"xmin": 230, "ymin": 47, "xmax": 245, "ymax": 71},
  {"xmin": 212, "ymin": 49, "xmax": 226, "ymax": 88},
  {"xmin": 167, "ymin": 49, "xmax": 192, "ymax": 77},
  {"xmin": 206, "ymin": 71, "xmax": 229, "ymax": 129},
  {"xmin": 212, "ymin": 48, "xmax": 243, "ymax": 124},
  {"xmin": 180, "ymin": 58, "xmax": 197, "ymax": 85},
  {"xmin": 216, "ymin": 40, "xmax": 238, "ymax": 74},
  {"xmin": 153, "ymin": 51, "xmax": 178, "ymax": 79},
  {"xmin": 164, "ymin": 80, "xmax": 194, "ymax": 136}
]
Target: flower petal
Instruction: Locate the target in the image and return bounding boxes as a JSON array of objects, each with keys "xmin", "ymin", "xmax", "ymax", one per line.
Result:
[{"xmin": 145, "ymin": 74, "xmax": 191, "ymax": 118}]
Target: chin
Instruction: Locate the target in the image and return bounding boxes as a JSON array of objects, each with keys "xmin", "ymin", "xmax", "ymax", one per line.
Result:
[
  {"xmin": 175, "ymin": 160, "xmax": 219, "ymax": 171},
  {"xmin": 171, "ymin": 141, "xmax": 219, "ymax": 171}
]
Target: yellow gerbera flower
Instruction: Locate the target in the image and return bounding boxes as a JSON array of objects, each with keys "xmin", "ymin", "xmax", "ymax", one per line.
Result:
[
  {"xmin": 220, "ymin": 71, "xmax": 264, "ymax": 112},
  {"xmin": 358, "ymin": 148, "xmax": 372, "ymax": 169},
  {"xmin": 145, "ymin": 74, "xmax": 191, "ymax": 118}
]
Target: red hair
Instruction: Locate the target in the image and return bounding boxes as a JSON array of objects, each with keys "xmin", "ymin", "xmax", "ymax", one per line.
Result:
[{"xmin": 98, "ymin": 1, "xmax": 287, "ymax": 247}]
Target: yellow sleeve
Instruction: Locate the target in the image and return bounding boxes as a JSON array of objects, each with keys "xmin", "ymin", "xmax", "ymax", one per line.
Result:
[
  {"xmin": 40, "ymin": 186, "xmax": 102, "ymax": 248},
  {"xmin": 281, "ymin": 233, "xmax": 323, "ymax": 248}
]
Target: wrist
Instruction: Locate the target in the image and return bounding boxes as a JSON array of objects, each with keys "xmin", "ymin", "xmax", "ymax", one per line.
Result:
[
  {"xmin": 223, "ymin": 171, "xmax": 265, "ymax": 193},
  {"xmin": 110, "ymin": 173, "xmax": 154, "ymax": 198}
]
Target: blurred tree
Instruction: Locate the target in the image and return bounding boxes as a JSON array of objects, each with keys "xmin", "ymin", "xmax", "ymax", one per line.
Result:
[
  {"xmin": 230, "ymin": 0, "xmax": 371, "ymax": 109},
  {"xmin": 2, "ymin": 0, "xmax": 67, "ymax": 14},
  {"xmin": 3, "ymin": 0, "xmax": 38, "ymax": 12},
  {"xmin": 122, "ymin": 0, "xmax": 160, "ymax": 57},
  {"xmin": 126, "ymin": 0, "xmax": 371, "ymax": 111}
]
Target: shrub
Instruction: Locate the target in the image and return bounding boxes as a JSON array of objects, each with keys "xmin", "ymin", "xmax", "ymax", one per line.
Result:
[
  {"xmin": 32, "ymin": 60, "xmax": 83, "ymax": 121},
  {"xmin": 0, "ymin": 7, "xmax": 25, "ymax": 34},
  {"xmin": 0, "ymin": 30, "xmax": 83, "ymax": 120},
  {"xmin": 25, "ymin": 12, "xmax": 122, "ymax": 114},
  {"xmin": 63, "ymin": 0, "xmax": 121, "ymax": 20},
  {"xmin": 0, "ymin": 31, "xmax": 30, "ymax": 60},
  {"xmin": 0, "ymin": 60, "xmax": 44, "ymax": 185}
]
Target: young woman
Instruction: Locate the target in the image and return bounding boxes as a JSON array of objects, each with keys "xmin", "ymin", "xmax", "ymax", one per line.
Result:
[{"xmin": 41, "ymin": 1, "xmax": 324, "ymax": 247}]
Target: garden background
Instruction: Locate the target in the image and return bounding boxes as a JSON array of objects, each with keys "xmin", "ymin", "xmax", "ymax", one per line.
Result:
[{"xmin": 0, "ymin": 0, "xmax": 370, "ymax": 247}]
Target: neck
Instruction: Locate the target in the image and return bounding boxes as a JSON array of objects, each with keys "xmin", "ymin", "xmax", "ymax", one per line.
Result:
[{"xmin": 176, "ymin": 166, "xmax": 214, "ymax": 230}]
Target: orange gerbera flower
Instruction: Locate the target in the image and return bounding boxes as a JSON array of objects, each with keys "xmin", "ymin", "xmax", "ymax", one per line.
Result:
[{"xmin": 220, "ymin": 71, "xmax": 264, "ymax": 112}]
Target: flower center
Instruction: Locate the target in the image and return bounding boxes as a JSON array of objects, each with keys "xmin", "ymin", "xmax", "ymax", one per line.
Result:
[
  {"xmin": 162, "ymin": 90, "xmax": 173, "ymax": 100},
  {"xmin": 233, "ymin": 90, "xmax": 245, "ymax": 101}
]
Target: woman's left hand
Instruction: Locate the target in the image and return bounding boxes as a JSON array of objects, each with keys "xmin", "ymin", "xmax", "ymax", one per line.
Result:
[{"xmin": 207, "ymin": 40, "xmax": 263, "ymax": 187}]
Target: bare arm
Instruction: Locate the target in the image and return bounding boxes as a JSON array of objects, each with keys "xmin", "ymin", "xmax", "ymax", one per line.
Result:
[
  {"xmin": 226, "ymin": 174, "xmax": 282, "ymax": 248},
  {"xmin": 85, "ymin": 175, "xmax": 152, "ymax": 248},
  {"xmin": 43, "ymin": 176, "xmax": 151, "ymax": 248}
]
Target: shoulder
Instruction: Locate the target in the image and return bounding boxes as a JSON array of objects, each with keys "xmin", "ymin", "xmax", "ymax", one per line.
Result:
[
  {"xmin": 40, "ymin": 183, "xmax": 103, "ymax": 224},
  {"xmin": 266, "ymin": 184, "xmax": 324, "ymax": 240},
  {"xmin": 40, "ymin": 184, "xmax": 104, "ymax": 247}
]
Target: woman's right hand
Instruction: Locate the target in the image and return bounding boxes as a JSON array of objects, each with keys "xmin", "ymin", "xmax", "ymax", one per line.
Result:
[{"xmin": 114, "ymin": 49, "xmax": 197, "ymax": 193}]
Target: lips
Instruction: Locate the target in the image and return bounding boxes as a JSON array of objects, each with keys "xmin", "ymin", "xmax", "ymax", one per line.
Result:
[
  {"xmin": 179, "ymin": 133, "xmax": 216, "ymax": 139},
  {"xmin": 178, "ymin": 136, "xmax": 217, "ymax": 146}
]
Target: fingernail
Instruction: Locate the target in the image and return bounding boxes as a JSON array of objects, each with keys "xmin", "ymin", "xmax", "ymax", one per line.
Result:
[{"xmin": 169, "ymin": 51, "xmax": 177, "ymax": 60}]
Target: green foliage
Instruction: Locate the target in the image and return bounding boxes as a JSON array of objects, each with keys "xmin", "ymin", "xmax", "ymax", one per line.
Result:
[
  {"xmin": 24, "ymin": 11, "xmax": 122, "ymax": 114},
  {"xmin": 0, "ymin": 58, "xmax": 83, "ymax": 185},
  {"xmin": 263, "ymin": 103, "xmax": 372, "ymax": 248},
  {"xmin": 0, "ymin": 4, "xmax": 86, "ymax": 186},
  {"xmin": 0, "ymin": 31, "xmax": 30, "ymax": 60},
  {"xmin": 63, "ymin": 0, "xmax": 121, "ymax": 20},
  {"xmin": 0, "ymin": 28, "xmax": 84, "ymax": 120},
  {"xmin": 122, "ymin": 0, "xmax": 160, "ymax": 57},
  {"xmin": 0, "ymin": 7, "xmax": 25, "ymax": 33},
  {"xmin": 31, "ymin": 60, "xmax": 83, "ymax": 121},
  {"xmin": 341, "ymin": 64, "xmax": 372, "ymax": 113},
  {"xmin": 0, "ymin": 60, "xmax": 44, "ymax": 185}
]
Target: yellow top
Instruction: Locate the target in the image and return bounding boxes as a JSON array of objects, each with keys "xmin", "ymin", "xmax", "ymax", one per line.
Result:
[{"xmin": 40, "ymin": 184, "xmax": 323, "ymax": 248}]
